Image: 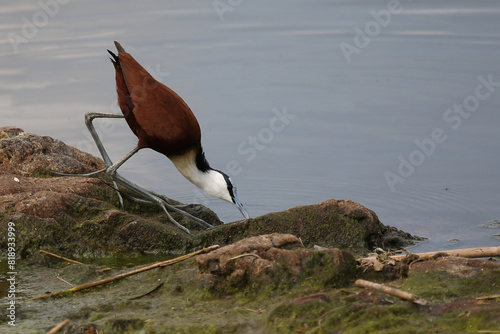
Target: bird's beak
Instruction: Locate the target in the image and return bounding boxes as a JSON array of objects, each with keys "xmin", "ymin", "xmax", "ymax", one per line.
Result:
[{"xmin": 233, "ymin": 194, "xmax": 250, "ymax": 220}]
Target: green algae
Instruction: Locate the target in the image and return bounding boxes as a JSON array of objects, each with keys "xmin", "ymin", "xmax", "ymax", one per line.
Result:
[
  {"xmin": 267, "ymin": 299, "xmax": 332, "ymax": 333},
  {"xmin": 31, "ymin": 168, "xmax": 55, "ymax": 178},
  {"xmin": 300, "ymin": 250, "xmax": 357, "ymax": 289},
  {"xmin": 401, "ymin": 261, "xmax": 500, "ymax": 302}
]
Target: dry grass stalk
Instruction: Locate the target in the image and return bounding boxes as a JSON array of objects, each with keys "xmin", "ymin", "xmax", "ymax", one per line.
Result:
[
  {"xmin": 56, "ymin": 275, "xmax": 75, "ymax": 288},
  {"xmin": 40, "ymin": 250, "xmax": 84, "ymax": 265},
  {"xmin": 46, "ymin": 318, "xmax": 70, "ymax": 334}
]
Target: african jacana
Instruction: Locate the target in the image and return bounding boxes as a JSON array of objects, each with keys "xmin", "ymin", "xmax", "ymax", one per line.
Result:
[{"xmin": 74, "ymin": 41, "xmax": 249, "ymax": 233}]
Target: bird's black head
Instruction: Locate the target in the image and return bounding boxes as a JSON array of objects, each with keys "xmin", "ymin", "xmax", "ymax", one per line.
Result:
[{"xmin": 219, "ymin": 170, "xmax": 249, "ymax": 219}]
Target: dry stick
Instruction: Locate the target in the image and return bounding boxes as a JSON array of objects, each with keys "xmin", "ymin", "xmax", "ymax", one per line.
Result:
[
  {"xmin": 476, "ymin": 294, "xmax": 500, "ymax": 301},
  {"xmin": 355, "ymin": 279, "xmax": 428, "ymax": 306},
  {"xmin": 46, "ymin": 318, "xmax": 70, "ymax": 334},
  {"xmin": 245, "ymin": 308, "xmax": 263, "ymax": 314},
  {"xmin": 39, "ymin": 250, "xmax": 84, "ymax": 265},
  {"xmin": 56, "ymin": 275, "xmax": 75, "ymax": 288},
  {"xmin": 25, "ymin": 245, "xmax": 220, "ymax": 302},
  {"xmin": 360, "ymin": 246, "xmax": 500, "ymax": 263},
  {"xmin": 128, "ymin": 282, "xmax": 164, "ymax": 300}
]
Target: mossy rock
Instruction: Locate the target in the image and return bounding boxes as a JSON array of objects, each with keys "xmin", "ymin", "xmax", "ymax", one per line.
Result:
[{"xmin": 192, "ymin": 199, "xmax": 416, "ymax": 255}]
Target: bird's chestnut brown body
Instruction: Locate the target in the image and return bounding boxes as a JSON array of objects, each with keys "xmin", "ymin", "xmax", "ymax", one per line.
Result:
[{"xmin": 110, "ymin": 48, "xmax": 201, "ymax": 157}]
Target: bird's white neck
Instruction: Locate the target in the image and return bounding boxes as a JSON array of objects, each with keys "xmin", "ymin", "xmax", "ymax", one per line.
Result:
[{"xmin": 168, "ymin": 148, "xmax": 232, "ymax": 203}]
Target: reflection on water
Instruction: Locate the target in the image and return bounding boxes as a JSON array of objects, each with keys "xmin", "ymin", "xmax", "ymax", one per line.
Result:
[{"xmin": 1, "ymin": 0, "xmax": 500, "ymax": 252}]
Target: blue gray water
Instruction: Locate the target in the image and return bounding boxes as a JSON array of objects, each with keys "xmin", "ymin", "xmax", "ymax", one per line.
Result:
[{"xmin": 2, "ymin": 0, "xmax": 500, "ymax": 252}]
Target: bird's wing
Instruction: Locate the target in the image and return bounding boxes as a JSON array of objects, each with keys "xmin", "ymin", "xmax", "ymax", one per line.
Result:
[{"xmin": 114, "ymin": 51, "xmax": 201, "ymax": 155}]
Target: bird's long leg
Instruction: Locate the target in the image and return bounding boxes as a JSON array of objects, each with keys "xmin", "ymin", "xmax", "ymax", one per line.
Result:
[
  {"xmin": 84, "ymin": 112, "xmax": 126, "ymax": 209},
  {"xmin": 86, "ymin": 114, "xmax": 213, "ymax": 231},
  {"xmin": 112, "ymin": 171, "xmax": 214, "ymax": 234},
  {"xmin": 84, "ymin": 112, "xmax": 124, "ymax": 167}
]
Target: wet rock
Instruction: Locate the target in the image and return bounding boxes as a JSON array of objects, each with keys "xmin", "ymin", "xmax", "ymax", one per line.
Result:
[
  {"xmin": 0, "ymin": 127, "xmax": 104, "ymax": 175},
  {"xmin": 194, "ymin": 199, "xmax": 418, "ymax": 254},
  {"xmin": 196, "ymin": 233, "xmax": 357, "ymax": 295}
]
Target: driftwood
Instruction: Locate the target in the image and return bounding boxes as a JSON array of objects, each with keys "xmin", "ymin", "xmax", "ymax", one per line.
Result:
[
  {"xmin": 355, "ymin": 279, "xmax": 428, "ymax": 305},
  {"xmin": 46, "ymin": 319, "xmax": 70, "ymax": 334},
  {"xmin": 360, "ymin": 246, "xmax": 500, "ymax": 265},
  {"xmin": 25, "ymin": 245, "xmax": 219, "ymax": 302}
]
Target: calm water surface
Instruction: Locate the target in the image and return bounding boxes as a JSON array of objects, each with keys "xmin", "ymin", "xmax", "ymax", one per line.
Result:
[{"xmin": 2, "ymin": 0, "xmax": 500, "ymax": 252}]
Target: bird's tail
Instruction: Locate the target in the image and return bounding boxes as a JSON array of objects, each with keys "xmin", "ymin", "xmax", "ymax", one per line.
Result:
[
  {"xmin": 107, "ymin": 41, "xmax": 125, "ymax": 64},
  {"xmin": 114, "ymin": 41, "xmax": 126, "ymax": 54}
]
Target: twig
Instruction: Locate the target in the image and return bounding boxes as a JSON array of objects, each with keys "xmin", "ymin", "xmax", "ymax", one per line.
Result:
[
  {"xmin": 128, "ymin": 282, "xmax": 164, "ymax": 300},
  {"xmin": 245, "ymin": 308, "xmax": 263, "ymax": 314},
  {"xmin": 360, "ymin": 246, "xmax": 500, "ymax": 263},
  {"xmin": 298, "ymin": 237, "xmax": 305, "ymax": 248},
  {"xmin": 40, "ymin": 250, "xmax": 84, "ymax": 265},
  {"xmin": 355, "ymin": 279, "xmax": 428, "ymax": 305},
  {"xmin": 24, "ymin": 245, "xmax": 219, "ymax": 302},
  {"xmin": 317, "ymin": 309, "xmax": 335, "ymax": 331},
  {"xmin": 46, "ymin": 319, "xmax": 70, "ymax": 334},
  {"xmin": 476, "ymin": 294, "xmax": 500, "ymax": 301},
  {"xmin": 56, "ymin": 275, "xmax": 75, "ymax": 288}
]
